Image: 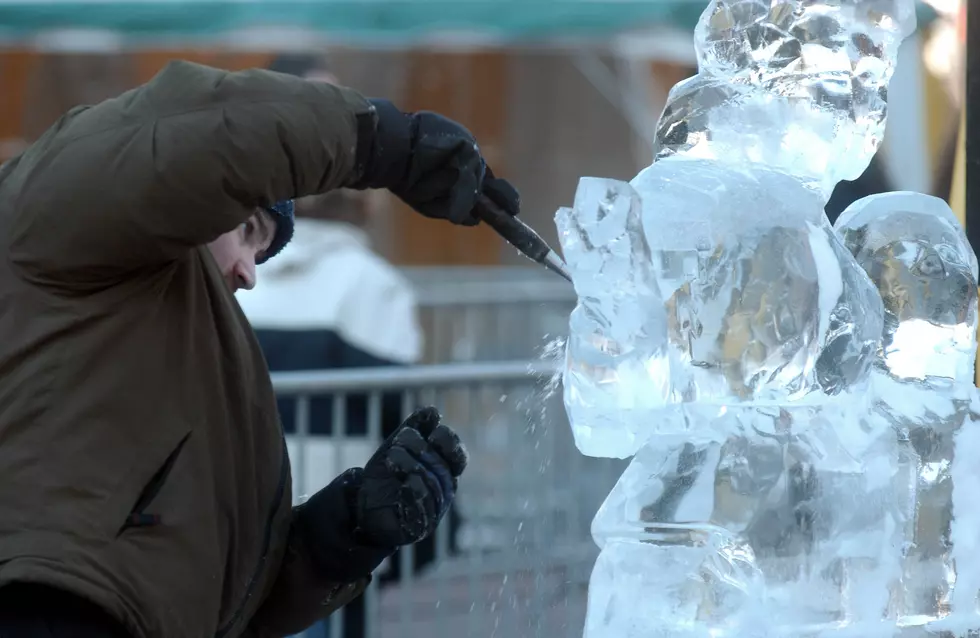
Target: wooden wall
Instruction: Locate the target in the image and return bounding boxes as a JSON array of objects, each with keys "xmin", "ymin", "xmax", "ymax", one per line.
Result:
[
  {"xmin": 0, "ymin": 48, "xmax": 511, "ymax": 267},
  {"xmin": 0, "ymin": 48, "xmax": 688, "ymax": 267},
  {"xmin": 0, "ymin": 51, "xmax": 276, "ymax": 158},
  {"xmin": 0, "ymin": 50, "xmax": 38, "ymax": 159},
  {"xmin": 388, "ymin": 51, "xmax": 508, "ymax": 266}
]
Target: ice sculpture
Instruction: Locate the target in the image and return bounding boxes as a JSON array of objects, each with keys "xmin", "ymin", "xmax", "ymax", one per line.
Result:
[
  {"xmin": 550, "ymin": 0, "xmax": 980, "ymax": 636},
  {"xmin": 558, "ymin": 0, "xmax": 915, "ymax": 458}
]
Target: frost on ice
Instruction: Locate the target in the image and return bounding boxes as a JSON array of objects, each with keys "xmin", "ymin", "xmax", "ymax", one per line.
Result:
[{"xmin": 552, "ymin": 0, "xmax": 980, "ymax": 635}]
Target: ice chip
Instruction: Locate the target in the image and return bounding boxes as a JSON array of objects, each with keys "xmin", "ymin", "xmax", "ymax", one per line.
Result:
[
  {"xmin": 557, "ymin": 178, "xmax": 673, "ymax": 458},
  {"xmin": 835, "ymin": 192, "xmax": 979, "ymax": 381}
]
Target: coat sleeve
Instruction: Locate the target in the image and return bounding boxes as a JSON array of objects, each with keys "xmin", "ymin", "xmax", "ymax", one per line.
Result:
[
  {"xmin": 242, "ymin": 521, "xmax": 370, "ymax": 638},
  {"xmin": 244, "ymin": 471, "xmax": 393, "ymax": 637},
  {"xmin": 8, "ymin": 60, "xmax": 373, "ymax": 283}
]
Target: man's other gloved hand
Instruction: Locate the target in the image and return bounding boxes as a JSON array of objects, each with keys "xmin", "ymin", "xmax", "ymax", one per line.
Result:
[
  {"xmin": 354, "ymin": 406, "xmax": 467, "ymax": 547},
  {"xmin": 350, "ymin": 98, "xmax": 520, "ymax": 225},
  {"xmin": 294, "ymin": 407, "xmax": 467, "ymax": 583}
]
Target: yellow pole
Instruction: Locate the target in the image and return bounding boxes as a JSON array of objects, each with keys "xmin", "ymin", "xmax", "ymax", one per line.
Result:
[
  {"xmin": 951, "ymin": 109, "xmax": 966, "ymax": 226},
  {"xmin": 947, "ymin": 112, "xmax": 976, "ymax": 386},
  {"xmin": 949, "ymin": 4, "xmax": 980, "ymax": 387}
]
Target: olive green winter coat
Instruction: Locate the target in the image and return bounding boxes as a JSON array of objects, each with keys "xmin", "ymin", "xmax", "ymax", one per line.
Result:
[{"xmin": 0, "ymin": 60, "xmax": 374, "ymax": 638}]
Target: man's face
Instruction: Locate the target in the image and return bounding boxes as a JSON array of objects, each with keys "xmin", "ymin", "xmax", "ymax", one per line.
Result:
[{"xmin": 206, "ymin": 210, "xmax": 276, "ymax": 292}]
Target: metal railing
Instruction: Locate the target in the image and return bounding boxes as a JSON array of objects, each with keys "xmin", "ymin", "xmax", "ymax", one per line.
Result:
[
  {"xmin": 273, "ymin": 360, "xmax": 625, "ymax": 638},
  {"xmin": 403, "ymin": 267, "xmax": 576, "ymax": 364}
]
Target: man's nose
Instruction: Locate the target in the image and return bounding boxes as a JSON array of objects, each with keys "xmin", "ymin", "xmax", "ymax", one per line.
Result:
[{"xmin": 234, "ymin": 260, "xmax": 257, "ymax": 291}]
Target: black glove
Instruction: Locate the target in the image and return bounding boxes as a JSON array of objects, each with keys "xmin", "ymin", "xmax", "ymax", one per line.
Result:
[
  {"xmin": 350, "ymin": 98, "xmax": 521, "ymax": 225},
  {"xmin": 355, "ymin": 406, "xmax": 467, "ymax": 547},
  {"xmin": 294, "ymin": 407, "xmax": 467, "ymax": 583}
]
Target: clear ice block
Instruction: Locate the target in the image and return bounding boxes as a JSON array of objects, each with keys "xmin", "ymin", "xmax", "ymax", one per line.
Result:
[
  {"xmin": 632, "ymin": 159, "xmax": 884, "ymax": 404},
  {"xmin": 556, "ymin": 161, "xmax": 885, "ymax": 456},
  {"xmin": 863, "ymin": 374, "xmax": 978, "ymax": 633}
]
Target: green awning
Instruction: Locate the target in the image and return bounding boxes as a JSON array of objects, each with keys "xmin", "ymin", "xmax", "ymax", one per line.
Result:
[
  {"xmin": 0, "ymin": 1, "xmax": 939, "ymax": 48},
  {"xmin": 0, "ymin": 1, "xmax": 707, "ymax": 46}
]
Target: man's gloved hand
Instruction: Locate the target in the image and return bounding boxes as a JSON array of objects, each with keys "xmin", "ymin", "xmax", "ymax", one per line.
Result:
[
  {"xmin": 354, "ymin": 406, "xmax": 467, "ymax": 547},
  {"xmin": 294, "ymin": 407, "xmax": 467, "ymax": 583},
  {"xmin": 350, "ymin": 98, "xmax": 520, "ymax": 226}
]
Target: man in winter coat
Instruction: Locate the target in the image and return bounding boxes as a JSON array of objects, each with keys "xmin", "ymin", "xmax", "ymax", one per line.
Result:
[
  {"xmin": 241, "ymin": 53, "xmax": 456, "ymax": 638},
  {"xmin": 240, "ymin": 190, "xmax": 446, "ymax": 638},
  {"xmin": 0, "ymin": 59, "xmax": 520, "ymax": 638}
]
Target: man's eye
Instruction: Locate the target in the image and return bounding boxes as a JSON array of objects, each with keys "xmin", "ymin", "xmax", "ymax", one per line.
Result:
[{"xmin": 242, "ymin": 220, "xmax": 255, "ymax": 237}]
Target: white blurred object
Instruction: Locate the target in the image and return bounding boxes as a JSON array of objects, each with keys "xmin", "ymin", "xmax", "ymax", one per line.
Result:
[{"xmin": 239, "ymin": 218, "xmax": 422, "ymax": 364}]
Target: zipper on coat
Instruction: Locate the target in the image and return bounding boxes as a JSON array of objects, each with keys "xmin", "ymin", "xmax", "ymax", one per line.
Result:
[
  {"xmin": 214, "ymin": 438, "xmax": 289, "ymax": 637},
  {"xmin": 117, "ymin": 432, "xmax": 191, "ymax": 534}
]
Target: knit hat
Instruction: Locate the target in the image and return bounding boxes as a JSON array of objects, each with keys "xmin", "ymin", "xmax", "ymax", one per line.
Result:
[{"xmin": 259, "ymin": 200, "xmax": 295, "ymax": 265}]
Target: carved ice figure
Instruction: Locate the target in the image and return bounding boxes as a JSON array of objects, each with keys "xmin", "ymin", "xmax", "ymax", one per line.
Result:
[
  {"xmin": 555, "ymin": 1, "xmax": 924, "ymax": 637},
  {"xmin": 835, "ymin": 192, "xmax": 980, "ymax": 634}
]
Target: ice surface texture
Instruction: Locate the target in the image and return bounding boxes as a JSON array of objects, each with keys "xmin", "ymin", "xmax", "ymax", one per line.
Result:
[
  {"xmin": 557, "ymin": 161, "xmax": 884, "ymax": 458},
  {"xmin": 656, "ymin": 0, "xmax": 917, "ymax": 194},
  {"xmin": 551, "ymin": 1, "xmax": 964, "ymax": 636},
  {"xmin": 835, "ymin": 192, "xmax": 980, "ymax": 632},
  {"xmin": 864, "ymin": 375, "xmax": 979, "ymax": 633},
  {"xmin": 588, "ymin": 400, "xmax": 909, "ymax": 638},
  {"xmin": 559, "ymin": 0, "xmax": 917, "ymax": 458},
  {"xmin": 556, "ymin": 178, "xmax": 674, "ymax": 458},
  {"xmin": 633, "ymin": 160, "xmax": 883, "ymax": 404},
  {"xmin": 578, "ymin": 195, "xmax": 980, "ymax": 637},
  {"xmin": 586, "ymin": 382, "xmax": 980, "ymax": 637},
  {"xmin": 835, "ymin": 192, "xmax": 979, "ymax": 381}
]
